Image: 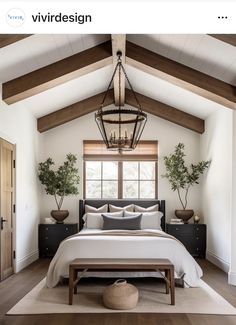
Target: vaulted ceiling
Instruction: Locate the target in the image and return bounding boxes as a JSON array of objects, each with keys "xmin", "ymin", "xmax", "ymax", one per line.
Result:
[{"xmin": 0, "ymin": 34, "xmax": 236, "ymax": 134}]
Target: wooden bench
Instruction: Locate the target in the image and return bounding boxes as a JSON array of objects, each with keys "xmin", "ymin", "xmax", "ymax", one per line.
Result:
[{"xmin": 69, "ymin": 258, "xmax": 175, "ymax": 306}]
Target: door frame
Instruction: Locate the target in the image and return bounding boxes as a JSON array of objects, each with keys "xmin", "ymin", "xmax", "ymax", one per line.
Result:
[
  {"xmin": 0, "ymin": 137, "xmax": 16, "ymax": 278},
  {"xmin": 12, "ymin": 143, "xmax": 16, "ymax": 274}
]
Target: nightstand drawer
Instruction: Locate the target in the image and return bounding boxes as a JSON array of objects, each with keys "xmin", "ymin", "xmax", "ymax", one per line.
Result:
[
  {"xmin": 167, "ymin": 225, "xmax": 193, "ymax": 235},
  {"xmin": 166, "ymin": 223, "xmax": 206, "ymax": 258},
  {"xmin": 39, "ymin": 224, "xmax": 77, "ymax": 234},
  {"xmin": 39, "ymin": 223, "xmax": 78, "ymax": 257},
  {"xmin": 39, "ymin": 242, "xmax": 59, "ymax": 257}
]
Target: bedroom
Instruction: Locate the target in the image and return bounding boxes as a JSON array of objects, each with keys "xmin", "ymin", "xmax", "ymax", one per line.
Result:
[{"xmin": 0, "ymin": 33, "xmax": 236, "ymax": 324}]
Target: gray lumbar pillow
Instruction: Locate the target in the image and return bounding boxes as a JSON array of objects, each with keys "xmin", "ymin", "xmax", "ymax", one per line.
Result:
[{"xmin": 102, "ymin": 214, "xmax": 142, "ymax": 230}]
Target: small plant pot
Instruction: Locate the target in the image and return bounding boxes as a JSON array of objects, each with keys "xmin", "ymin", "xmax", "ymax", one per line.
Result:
[
  {"xmin": 50, "ymin": 210, "xmax": 69, "ymax": 224},
  {"xmin": 175, "ymin": 209, "xmax": 194, "ymax": 224}
]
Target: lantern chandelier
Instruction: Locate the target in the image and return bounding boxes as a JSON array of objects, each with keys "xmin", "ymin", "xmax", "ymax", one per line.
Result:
[{"xmin": 95, "ymin": 51, "xmax": 147, "ymax": 153}]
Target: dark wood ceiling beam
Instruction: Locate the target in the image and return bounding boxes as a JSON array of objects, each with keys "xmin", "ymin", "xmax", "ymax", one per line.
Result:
[
  {"xmin": 37, "ymin": 89, "xmax": 114, "ymax": 133},
  {"xmin": 125, "ymin": 88, "xmax": 205, "ymax": 134},
  {"xmin": 0, "ymin": 34, "xmax": 32, "ymax": 48},
  {"xmin": 3, "ymin": 41, "xmax": 112, "ymax": 105},
  {"xmin": 38, "ymin": 87, "xmax": 204, "ymax": 134},
  {"xmin": 209, "ymin": 34, "xmax": 236, "ymax": 47},
  {"xmin": 126, "ymin": 41, "xmax": 236, "ymax": 110}
]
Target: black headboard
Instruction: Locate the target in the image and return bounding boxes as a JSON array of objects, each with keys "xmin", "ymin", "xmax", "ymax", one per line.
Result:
[{"xmin": 79, "ymin": 199, "xmax": 166, "ymax": 231}]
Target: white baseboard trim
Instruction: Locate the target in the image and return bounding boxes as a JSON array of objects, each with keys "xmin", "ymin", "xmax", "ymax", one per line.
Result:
[
  {"xmin": 206, "ymin": 250, "xmax": 230, "ymax": 273},
  {"xmin": 228, "ymin": 271, "xmax": 236, "ymax": 286},
  {"xmin": 16, "ymin": 250, "xmax": 39, "ymax": 273}
]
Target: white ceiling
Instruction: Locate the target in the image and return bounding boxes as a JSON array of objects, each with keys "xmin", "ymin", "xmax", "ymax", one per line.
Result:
[
  {"xmin": 127, "ymin": 34, "xmax": 236, "ymax": 86},
  {"xmin": 0, "ymin": 34, "xmax": 234, "ymax": 122},
  {"xmin": 0, "ymin": 34, "xmax": 110, "ymax": 82}
]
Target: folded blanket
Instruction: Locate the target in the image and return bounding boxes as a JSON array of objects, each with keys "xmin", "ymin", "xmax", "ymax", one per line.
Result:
[{"xmin": 68, "ymin": 229, "xmax": 185, "ymax": 247}]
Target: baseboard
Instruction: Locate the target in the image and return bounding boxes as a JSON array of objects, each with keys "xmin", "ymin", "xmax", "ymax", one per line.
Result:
[
  {"xmin": 16, "ymin": 250, "xmax": 39, "ymax": 272},
  {"xmin": 206, "ymin": 250, "xmax": 230, "ymax": 273},
  {"xmin": 228, "ymin": 271, "xmax": 236, "ymax": 286}
]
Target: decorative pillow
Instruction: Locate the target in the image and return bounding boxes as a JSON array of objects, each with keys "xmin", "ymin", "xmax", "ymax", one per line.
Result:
[
  {"xmin": 102, "ymin": 214, "xmax": 142, "ymax": 230},
  {"xmin": 85, "ymin": 211, "xmax": 123, "ymax": 229},
  {"xmin": 134, "ymin": 204, "xmax": 159, "ymax": 213},
  {"xmin": 109, "ymin": 204, "xmax": 134, "ymax": 213},
  {"xmin": 85, "ymin": 204, "xmax": 108, "ymax": 214},
  {"xmin": 124, "ymin": 210, "xmax": 163, "ymax": 230}
]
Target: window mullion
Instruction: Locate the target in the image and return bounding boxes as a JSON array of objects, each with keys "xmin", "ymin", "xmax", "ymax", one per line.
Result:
[
  {"xmin": 138, "ymin": 162, "xmax": 140, "ymax": 199},
  {"xmin": 101, "ymin": 162, "xmax": 103, "ymax": 199},
  {"xmin": 84, "ymin": 161, "xmax": 86, "ymax": 198},
  {"xmin": 118, "ymin": 161, "xmax": 123, "ymax": 199},
  {"xmin": 155, "ymin": 161, "xmax": 158, "ymax": 199}
]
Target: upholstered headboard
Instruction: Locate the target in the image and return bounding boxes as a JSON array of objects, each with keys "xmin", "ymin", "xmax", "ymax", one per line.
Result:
[{"xmin": 79, "ymin": 199, "xmax": 166, "ymax": 231}]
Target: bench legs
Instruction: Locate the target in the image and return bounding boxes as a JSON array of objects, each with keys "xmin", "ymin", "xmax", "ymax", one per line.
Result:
[
  {"xmin": 164, "ymin": 270, "xmax": 169, "ymax": 294},
  {"xmin": 69, "ymin": 268, "xmax": 88, "ymax": 305},
  {"xmin": 164, "ymin": 268, "xmax": 175, "ymax": 305},
  {"xmin": 170, "ymin": 267, "xmax": 175, "ymax": 305},
  {"xmin": 69, "ymin": 267, "xmax": 73, "ymax": 305},
  {"xmin": 69, "ymin": 267, "xmax": 78, "ymax": 305}
]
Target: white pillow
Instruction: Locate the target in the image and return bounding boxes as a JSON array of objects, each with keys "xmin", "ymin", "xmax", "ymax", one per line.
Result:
[
  {"xmin": 134, "ymin": 204, "xmax": 159, "ymax": 213},
  {"xmin": 109, "ymin": 204, "xmax": 134, "ymax": 213},
  {"xmin": 85, "ymin": 204, "xmax": 108, "ymax": 213},
  {"xmin": 85, "ymin": 211, "xmax": 123, "ymax": 229},
  {"xmin": 124, "ymin": 210, "xmax": 163, "ymax": 230}
]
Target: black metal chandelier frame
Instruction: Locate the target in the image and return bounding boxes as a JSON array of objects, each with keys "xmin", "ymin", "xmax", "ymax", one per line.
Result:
[{"xmin": 95, "ymin": 51, "xmax": 147, "ymax": 152}]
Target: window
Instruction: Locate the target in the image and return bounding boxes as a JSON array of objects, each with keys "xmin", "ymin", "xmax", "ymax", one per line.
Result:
[
  {"xmin": 83, "ymin": 141, "xmax": 158, "ymax": 199},
  {"xmin": 123, "ymin": 161, "xmax": 156, "ymax": 199},
  {"xmin": 86, "ymin": 161, "xmax": 118, "ymax": 198}
]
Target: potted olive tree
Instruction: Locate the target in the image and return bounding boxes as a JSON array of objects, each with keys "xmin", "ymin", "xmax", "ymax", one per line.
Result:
[
  {"xmin": 162, "ymin": 143, "xmax": 210, "ymax": 223},
  {"xmin": 38, "ymin": 153, "xmax": 80, "ymax": 223}
]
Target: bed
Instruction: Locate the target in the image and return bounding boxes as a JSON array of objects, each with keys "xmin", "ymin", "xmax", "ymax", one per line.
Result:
[{"xmin": 46, "ymin": 199, "xmax": 203, "ymax": 288}]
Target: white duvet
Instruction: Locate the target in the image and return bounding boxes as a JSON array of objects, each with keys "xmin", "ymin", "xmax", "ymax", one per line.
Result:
[{"xmin": 46, "ymin": 229, "xmax": 203, "ymax": 288}]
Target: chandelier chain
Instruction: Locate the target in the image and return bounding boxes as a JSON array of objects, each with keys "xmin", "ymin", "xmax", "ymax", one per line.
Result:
[
  {"xmin": 120, "ymin": 64, "xmax": 142, "ymax": 111},
  {"xmin": 100, "ymin": 53, "xmax": 143, "ymax": 112},
  {"xmin": 99, "ymin": 60, "xmax": 120, "ymax": 111},
  {"xmin": 118, "ymin": 61, "xmax": 122, "ymax": 139}
]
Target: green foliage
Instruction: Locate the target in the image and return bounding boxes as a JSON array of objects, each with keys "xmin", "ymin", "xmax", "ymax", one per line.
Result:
[
  {"xmin": 162, "ymin": 143, "xmax": 210, "ymax": 209},
  {"xmin": 38, "ymin": 153, "xmax": 80, "ymax": 210}
]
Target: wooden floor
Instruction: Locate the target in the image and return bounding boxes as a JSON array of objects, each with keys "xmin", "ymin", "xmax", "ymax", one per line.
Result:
[{"xmin": 0, "ymin": 259, "xmax": 236, "ymax": 325}]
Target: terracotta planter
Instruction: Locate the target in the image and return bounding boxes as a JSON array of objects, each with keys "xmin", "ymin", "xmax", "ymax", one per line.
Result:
[
  {"xmin": 103, "ymin": 279, "xmax": 139, "ymax": 310},
  {"xmin": 50, "ymin": 210, "xmax": 69, "ymax": 224},
  {"xmin": 175, "ymin": 209, "xmax": 194, "ymax": 224}
]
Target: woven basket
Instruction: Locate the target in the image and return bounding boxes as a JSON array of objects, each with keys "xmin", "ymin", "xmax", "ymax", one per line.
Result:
[{"xmin": 103, "ymin": 279, "xmax": 139, "ymax": 310}]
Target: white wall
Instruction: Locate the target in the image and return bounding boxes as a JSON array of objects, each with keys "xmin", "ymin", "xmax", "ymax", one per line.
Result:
[
  {"xmin": 0, "ymin": 87, "xmax": 41, "ymax": 272},
  {"xmin": 39, "ymin": 106, "xmax": 201, "ymax": 223},
  {"xmin": 229, "ymin": 111, "xmax": 236, "ymax": 285},
  {"xmin": 200, "ymin": 109, "xmax": 233, "ymax": 272}
]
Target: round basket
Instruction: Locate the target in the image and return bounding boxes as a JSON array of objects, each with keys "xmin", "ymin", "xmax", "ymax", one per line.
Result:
[{"xmin": 103, "ymin": 279, "xmax": 139, "ymax": 310}]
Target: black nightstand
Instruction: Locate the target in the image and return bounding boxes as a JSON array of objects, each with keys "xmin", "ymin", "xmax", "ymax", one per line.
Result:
[
  {"xmin": 39, "ymin": 223, "xmax": 78, "ymax": 257},
  {"xmin": 166, "ymin": 223, "xmax": 206, "ymax": 258}
]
